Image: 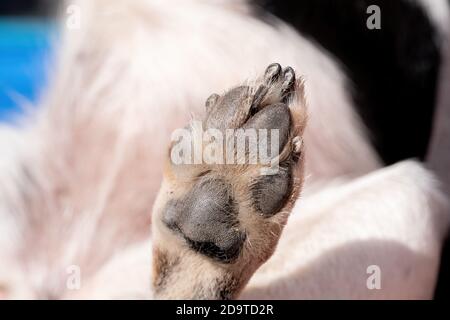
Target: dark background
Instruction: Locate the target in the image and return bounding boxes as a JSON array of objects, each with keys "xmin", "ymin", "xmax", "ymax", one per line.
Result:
[{"xmin": 0, "ymin": 0, "xmax": 56, "ymax": 16}]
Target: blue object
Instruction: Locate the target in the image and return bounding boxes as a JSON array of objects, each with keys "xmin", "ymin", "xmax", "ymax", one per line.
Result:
[{"xmin": 0, "ymin": 18, "xmax": 57, "ymax": 122}]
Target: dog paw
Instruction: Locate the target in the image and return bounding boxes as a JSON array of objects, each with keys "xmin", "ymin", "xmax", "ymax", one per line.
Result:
[{"xmin": 152, "ymin": 63, "xmax": 307, "ymax": 299}]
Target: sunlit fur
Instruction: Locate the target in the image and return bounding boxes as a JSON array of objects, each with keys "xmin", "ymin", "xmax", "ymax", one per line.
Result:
[{"xmin": 0, "ymin": 0, "xmax": 448, "ymax": 299}]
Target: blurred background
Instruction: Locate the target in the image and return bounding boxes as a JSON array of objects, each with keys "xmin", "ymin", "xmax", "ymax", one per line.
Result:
[{"xmin": 0, "ymin": 0, "xmax": 58, "ymax": 121}]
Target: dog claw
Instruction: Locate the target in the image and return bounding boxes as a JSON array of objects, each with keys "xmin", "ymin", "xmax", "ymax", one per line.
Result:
[{"xmin": 264, "ymin": 63, "xmax": 282, "ymax": 83}]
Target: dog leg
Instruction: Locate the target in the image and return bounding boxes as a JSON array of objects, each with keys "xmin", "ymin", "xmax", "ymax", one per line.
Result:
[{"xmin": 151, "ymin": 63, "xmax": 307, "ymax": 299}]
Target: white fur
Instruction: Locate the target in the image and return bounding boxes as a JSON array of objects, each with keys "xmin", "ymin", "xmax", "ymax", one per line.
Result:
[
  {"xmin": 67, "ymin": 161, "xmax": 449, "ymax": 299},
  {"xmin": 0, "ymin": 0, "xmax": 447, "ymax": 299},
  {"xmin": 243, "ymin": 161, "xmax": 449, "ymax": 299},
  {"xmin": 416, "ymin": 0, "xmax": 450, "ymax": 36}
]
